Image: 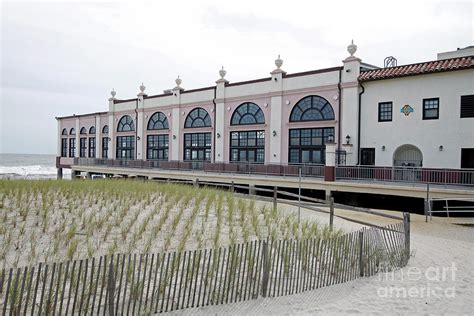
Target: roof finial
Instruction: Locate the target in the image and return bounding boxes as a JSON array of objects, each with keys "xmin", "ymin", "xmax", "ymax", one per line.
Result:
[
  {"xmin": 219, "ymin": 66, "xmax": 227, "ymax": 79},
  {"xmin": 275, "ymin": 54, "xmax": 283, "ymax": 69},
  {"xmin": 347, "ymin": 40, "xmax": 357, "ymax": 57},
  {"xmin": 175, "ymin": 76, "xmax": 182, "ymax": 87},
  {"xmin": 139, "ymin": 82, "xmax": 146, "ymax": 93},
  {"xmin": 110, "ymin": 88, "xmax": 116, "ymax": 98}
]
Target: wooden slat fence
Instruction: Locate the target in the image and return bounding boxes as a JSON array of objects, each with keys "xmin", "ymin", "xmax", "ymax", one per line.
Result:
[{"xmin": 0, "ymin": 214, "xmax": 410, "ymax": 315}]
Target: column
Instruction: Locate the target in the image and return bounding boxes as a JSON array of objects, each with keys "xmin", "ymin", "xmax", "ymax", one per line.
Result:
[
  {"xmin": 215, "ymin": 67, "xmax": 228, "ymax": 163},
  {"xmin": 325, "ymin": 140, "xmax": 337, "ymax": 181},
  {"xmin": 340, "ymin": 41, "xmax": 362, "ymax": 165},
  {"xmin": 96, "ymin": 115, "xmax": 102, "ymax": 158},
  {"xmin": 137, "ymin": 83, "xmax": 147, "ymax": 161},
  {"xmin": 171, "ymin": 77, "xmax": 183, "ymax": 161},
  {"xmin": 269, "ymin": 56, "xmax": 285, "ymax": 164},
  {"xmin": 108, "ymin": 90, "xmax": 117, "ymax": 160},
  {"xmin": 75, "ymin": 118, "xmax": 80, "ymax": 158},
  {"xmin": 56, "ymin": 119, "xmax": 61, "ymax": 157}
]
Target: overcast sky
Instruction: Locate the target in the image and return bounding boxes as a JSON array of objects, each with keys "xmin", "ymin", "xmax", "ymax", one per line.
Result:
[{"xmin": 1, "ymin": 0, "xmax": 472, "ymax": 154}]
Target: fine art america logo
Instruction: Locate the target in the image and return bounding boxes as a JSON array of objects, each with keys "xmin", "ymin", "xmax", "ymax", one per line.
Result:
[{"xmin": 377, "ymin": 263, "xmax": 457, "ymax": 298}]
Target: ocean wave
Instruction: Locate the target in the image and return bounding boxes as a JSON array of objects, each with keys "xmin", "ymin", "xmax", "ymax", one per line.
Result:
[{"xmin": 0, "ymin": 165, "xmax": 71, "ymax": 179}]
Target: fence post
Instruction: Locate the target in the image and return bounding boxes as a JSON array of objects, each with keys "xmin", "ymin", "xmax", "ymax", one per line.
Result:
[
  {"xmin": 358, "ymin": 230, "xmax": 364, "ymax": 277},
  {"xmin": 230, "ymin": 181, "xmax": 234, "ymax": 193},
  {"xmin": 404, "ymin": 212, "xmax": 411, "ymax": 265},
  {"xmin": 329, "ymin": 197, "xmax": 334, "ymax": 231},
  {"xmin": 107, "ymin": 258, "xmax": 115, "ymax": 316},
  {"xmin": 261, "ymin": 241, "xmax": 269, "ymax": 298},
  {"xmin": 424, "ymin": 183, "xmax": 430, "ymax": 223},
  {"xmin": 273, "ymin": 186, "xmax": 277, "ymax": 211}
]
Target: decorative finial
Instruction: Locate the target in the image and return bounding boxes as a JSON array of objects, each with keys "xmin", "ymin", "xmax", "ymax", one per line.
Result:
[
  {"xmin": 219, "ymin": 66, "xmax": 227, "ymax": 79},
  {"xmin": 175, "ymin": 76, "xmax": 182, "ymax": 87},
  {"xmin": 347, "ymin": 40, "xmax": 357, "ymax": 57},
  {"xmin": 275, "ymin": 54, "xmax": 283, "ymax": 69},
  {"xmin": 139, "ymin": 82, "xmax": 146, "ymax": 92},
  {"xmin": 110, "ymin": 89, "xmax": 116, "ymax": 98}
]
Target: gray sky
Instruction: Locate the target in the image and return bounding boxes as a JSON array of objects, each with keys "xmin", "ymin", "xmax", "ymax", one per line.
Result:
[{"xmin": 1, "ymin": 0, "xmax": 472, "ymax": 154}]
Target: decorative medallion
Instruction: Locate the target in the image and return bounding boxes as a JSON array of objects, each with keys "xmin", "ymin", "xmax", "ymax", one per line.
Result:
[{"xmin": 400, "ymin": 104, "xmax": 413, "ymax": 116}]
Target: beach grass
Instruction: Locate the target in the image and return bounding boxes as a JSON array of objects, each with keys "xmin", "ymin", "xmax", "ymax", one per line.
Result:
[{"xmin": 0, "ymin": 179, "xmax": 342, "ymax": 269}]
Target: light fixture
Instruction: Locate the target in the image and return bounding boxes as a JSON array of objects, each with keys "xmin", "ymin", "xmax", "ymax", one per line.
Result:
[
  {"xmin": 274, "ymin": 77, "xmax": 278, "ymax": 82},
  {"xmin": 272, "ymin": 130, "xmax": 277, "ymax": 137},
  {"xmin": 327, "ymin": 134, "xmax": 334, "ymax": 143},
  {"xmin": 217, "ymin": 133, "xmax": 221, "ymax": 138},
  {"xmin": 137, "ymin": 136, "xmax": 141, "ymax": 140},
  {"xmin": 381, "ymin": 145, "xmax": 386, "ymax": 151},
  {"xmin": 439, "ymin": 145, "xmax": 444, "ymax": 151},
  {"xmin": 345, "ymin": 134, "xmax": 351, "ymax": 145},
  {"xmin": 173, "ymin": 135, "xmax": 176, "ymax": 140}
]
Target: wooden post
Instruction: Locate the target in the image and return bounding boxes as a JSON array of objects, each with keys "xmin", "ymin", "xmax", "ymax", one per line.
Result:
[
  {"xmin": 329, "ymin": 197, "xmax": 334, "ymax": 231},
  {"xmin": 404, "ymin": 212, "xmax": 411, "ymax": 265},
  {"xmin": 424, "ymin": 183, "xmax": 430, "ymax": 222},
  {"xmin": 107, "ymin": 257, "xmax": 115, "ymax": 316},
  {"xmin": 230, "ymin": 181, "xmax": 234, "ymax": 193},
  {"xmin": 273, "ymin": 186, "xmax": 277, "ymax": 211},
  {"xmin": 261, "ymin": 241, "xmax": 269, "ymax": 297},
  {"xmin": 358, "ymin": 230, "xmax": 364, "ymax": 277}
]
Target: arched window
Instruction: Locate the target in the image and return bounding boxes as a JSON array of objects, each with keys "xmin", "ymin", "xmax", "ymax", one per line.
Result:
[
  {"xmin": 80, "ymin": 127, "xmax": 87, "ymax": 134},
  {"xmin": 62, "ymin": 128, "xmax": 68, "ymax": 136},
  {"xmin": 231, "ymin": 102, "xmax": 265, "ymax": 125},
  {"xmin": 102, "ymin": 125, "xmax": 109, "ymax": 134},
  {"xmin": 290, "ymin": 96, "xmax": 335, "ymax": 122},
  {"xmin": 89, "ymin": 126, "xmax": 96, "ymax": 134},
  {"xmin": 148, "ymin": 112, "xmax": 169, "ymax": 130},
  {"xmin": 117, "ymin": 115, "xmax": 135, "ymax": 132},
  {"xmin": 184, "ymin": 108, "xmax": 211, "ymax": 128},
  {"xmin": 70, "ymin": 128, "xmax": 76, "ymax": 135}
]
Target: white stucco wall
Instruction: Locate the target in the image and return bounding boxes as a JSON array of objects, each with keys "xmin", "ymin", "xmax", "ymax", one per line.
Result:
[{"xmin": 360, "ymin": 69, "xmax": 474, "ymax": 168}]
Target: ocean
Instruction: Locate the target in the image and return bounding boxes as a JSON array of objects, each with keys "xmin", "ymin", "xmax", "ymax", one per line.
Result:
[{"xmin": 0, "ymin": 153, "xmax": 71, "ymax": 179}]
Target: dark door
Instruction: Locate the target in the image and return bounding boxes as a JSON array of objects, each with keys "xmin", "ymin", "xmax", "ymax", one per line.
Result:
[
  {"xmin": 461, "ymin": 148, "xmax": 474, "ymax": 168},
  {"xmin": 360, "ymin": 148, "xmax": 375, "ymax": 165}
]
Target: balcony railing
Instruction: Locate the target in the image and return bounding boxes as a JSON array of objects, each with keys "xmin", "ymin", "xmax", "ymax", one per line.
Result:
[
  {"xmin": 72, "ymin": 158, "xmax": 474, "ymax": 186},
  {"xmin": 336, "ymin": 165, "xmax": 474, "ymax": 186},
  {"xmin": 73, "ymin": 158, "xmax": 325, "ymax": 178}
]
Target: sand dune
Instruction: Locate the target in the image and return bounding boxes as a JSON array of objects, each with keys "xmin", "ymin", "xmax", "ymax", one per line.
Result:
[{"xmin": 170, "ymin": 211, "xmax": 474, "ymax": 315}]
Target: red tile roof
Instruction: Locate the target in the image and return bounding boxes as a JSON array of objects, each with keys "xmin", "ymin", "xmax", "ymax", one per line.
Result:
[{"xmin": 359, "ymin": 56, "xmax": 474, "ymax": 82}]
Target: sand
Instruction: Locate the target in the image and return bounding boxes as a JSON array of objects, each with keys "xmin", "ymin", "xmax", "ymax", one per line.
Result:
[{"xmin": 168, "ymin": 208, "xmax": 474, "ymax": 315}]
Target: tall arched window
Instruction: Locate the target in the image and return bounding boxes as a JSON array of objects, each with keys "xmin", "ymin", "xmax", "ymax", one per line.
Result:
[
  {"xmin": 61, "ymin": 129, "xmax": 68, "ymax": 157},
  {"xmin": 68, "ymin": 128, "xmax": 76, "ymax": 157},
  {"xmin": 116, "ymin": 116, "xmax": 135, "ymax": 159},
  {"xmin": 229, "ymin": 103, "xmax": 265, "ymax": 163},
  {"xmin": 79, "ymin": 127, "xmax": 87, "ymax": 157},
  {"xmin": 147, "ymin": 112, "xmax": 169, "ymax": 130},
  {"xmin": 231, "ymin": 102, "xmax": 265, "ymax": 125},
  {"xmin": 290, "ymin": 95, "xmax": 335, "ymax": 122},
  {"xmin": 184, "ymin": 108, "xmax": 211, "ymax": 128},
  {"xmin": 102, "ymin": 125, "xmax": 109, "ymax": 158},
  {"xmin": 88, "ymin": 127, "xmax": 96, "ymax": 158},
  {"xmin": 183, "ymin": 108, "xmax": 212, "ymax": 161},
  {"xmin": 147, "ymin": 112, "xmax": 169, "ymax": 160},
  {"xmin": 117, "ymin": 115, "xmax": 135, "ymax": 132},
  {"xmin": 288, "ymin": 96, "xmax": 335, "ymax": 164}
]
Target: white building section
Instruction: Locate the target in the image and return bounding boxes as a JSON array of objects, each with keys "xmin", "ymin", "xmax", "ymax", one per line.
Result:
[{"xmin": 55, "ymin": 43, "xmax": 474, "ymax": 174}]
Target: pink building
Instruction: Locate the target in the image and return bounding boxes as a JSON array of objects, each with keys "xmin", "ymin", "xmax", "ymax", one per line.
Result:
[{"xmin": 56, "ymin": 43, "xmax": 474, "ymax": 185}]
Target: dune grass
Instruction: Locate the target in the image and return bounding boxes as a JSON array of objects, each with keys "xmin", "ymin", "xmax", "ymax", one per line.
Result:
[{"xmin": 0, "ymin": 179, "xmax": 342, "ymax": 269}]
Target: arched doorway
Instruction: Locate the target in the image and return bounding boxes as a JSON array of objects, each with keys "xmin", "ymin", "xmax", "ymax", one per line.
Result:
[{"xmin": 393, "ymin": 144, "xmax": 423, "ymax": 167}]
